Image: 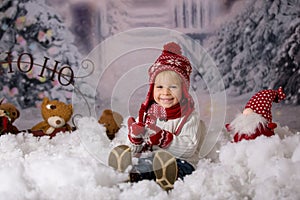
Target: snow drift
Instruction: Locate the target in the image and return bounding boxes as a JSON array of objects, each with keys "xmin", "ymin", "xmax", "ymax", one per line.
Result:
[{"xmin": 0, "ymin": 117, "xmax": 299, "ymax": 200}]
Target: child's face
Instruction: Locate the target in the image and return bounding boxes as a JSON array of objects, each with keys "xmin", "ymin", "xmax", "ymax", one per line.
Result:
[{"xmin": 153, "ymin": 72, "xmax": 182, "ymax": 108}]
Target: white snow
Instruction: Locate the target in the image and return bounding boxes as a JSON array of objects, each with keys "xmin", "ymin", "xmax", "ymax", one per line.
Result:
[
  {"xmin": 2, "ymin": 0, "xmax": 299, "ymax": 198},
  {"xmin": 2, "ymin": 112, "xmax": 300, "ymax": 199}
]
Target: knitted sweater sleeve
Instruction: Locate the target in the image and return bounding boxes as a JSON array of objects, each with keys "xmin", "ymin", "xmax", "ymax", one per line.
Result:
[{"xmin": 152, "ymin": 111, "xmax": 202, "ymax": 161}]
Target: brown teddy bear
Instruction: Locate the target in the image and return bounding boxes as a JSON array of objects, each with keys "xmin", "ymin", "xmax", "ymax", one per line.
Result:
[
  {"xmin": 0, "ymin": 99, "xmax": 20, "ymax": 135},
  {"xmin": 98, "ymin": 109, "xmax": 123, "ymax": 140},
  {"xmin": 31, "ymin": 97, "xmax": 73, "ymax": 138}
]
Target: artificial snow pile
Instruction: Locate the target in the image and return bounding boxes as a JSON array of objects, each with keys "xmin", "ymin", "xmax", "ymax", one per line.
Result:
[{"xmin": 0, "ymin": 116, "xmax": 300, "ymax": 200}]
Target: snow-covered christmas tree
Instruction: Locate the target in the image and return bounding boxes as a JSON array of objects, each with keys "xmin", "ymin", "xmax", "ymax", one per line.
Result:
[
  {"xmin": 195, "ymin": 0, "xmax": 300, "ymax": 104},
  {"xmin": 0, "ymin": 0, "xmax": 82, "ymax": 108}
]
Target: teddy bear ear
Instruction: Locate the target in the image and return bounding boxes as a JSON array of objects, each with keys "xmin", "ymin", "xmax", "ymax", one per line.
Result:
[
  {"xmin": 0, "ymin": 98, "xmax": 4, "ymax": 105},
  {"xmin": 42, "ymin": 97, "xmax": 49, "ymax": 105},
  {"xmin": 16, "ymin": 109, "xmax": 20, "ymax": 119}
]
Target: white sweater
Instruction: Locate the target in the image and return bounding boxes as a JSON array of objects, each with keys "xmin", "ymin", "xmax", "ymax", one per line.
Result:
[{"xmin": 146, "ymin": 111, "xmax": 206, "ymax": 168}]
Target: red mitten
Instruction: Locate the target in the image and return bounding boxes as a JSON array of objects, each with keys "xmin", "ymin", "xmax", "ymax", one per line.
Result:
[
  {"xmin": 146, "ymin": 130, "xmax": 174, "ymax": 149},
  {"xmin": 128, "ymin": 117, "xmax": 145, "ymax": 145}
]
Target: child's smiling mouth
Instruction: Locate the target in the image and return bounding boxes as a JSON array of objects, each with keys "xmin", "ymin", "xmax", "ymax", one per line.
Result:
[{"xmin": 159, "ymin": 97, "xmax": 174, "ymax": 103}]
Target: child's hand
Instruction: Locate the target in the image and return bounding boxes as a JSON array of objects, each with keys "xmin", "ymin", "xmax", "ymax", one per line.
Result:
[
  {"xmin": 146, "ymin": 130, "xmax": 173, "ymax": 149},
  {"xmin": 128, "ymin": 117, "xmax": 145, "ymax": 137},
  {"xmin": 127, "ymin": 117, "xmax": 145, "ymax": 145}
]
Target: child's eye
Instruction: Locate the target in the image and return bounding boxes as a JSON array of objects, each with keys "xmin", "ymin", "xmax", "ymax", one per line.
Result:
[
  {"xmin": 156, "ymin": 85, "xmax": 163, "ymax": 89},
  {"xmin": 169, "ymin": 85, "xmax": 178, "ymax": 89}
]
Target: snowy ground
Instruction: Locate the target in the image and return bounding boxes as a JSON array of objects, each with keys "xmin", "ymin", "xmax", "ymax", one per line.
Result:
[
  {"xmin": 3, "ymin": 93, "xmax": 300, "ymax": 200},
  {"xmin": 2, "ymin": 116, "xmax": 300, "ymax": 200}
]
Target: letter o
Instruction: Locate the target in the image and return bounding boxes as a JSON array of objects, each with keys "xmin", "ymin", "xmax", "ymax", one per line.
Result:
[{"xmin": 58, "ymin": 66, "xmax": 74, "ymax": 86}]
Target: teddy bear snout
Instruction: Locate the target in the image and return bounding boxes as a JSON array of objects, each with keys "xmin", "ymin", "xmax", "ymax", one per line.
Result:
[{"xmin": 47, "ymin": 116, "xmax": 66, "ymax": 128}]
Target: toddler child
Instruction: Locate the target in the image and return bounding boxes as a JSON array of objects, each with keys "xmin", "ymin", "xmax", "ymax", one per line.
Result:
[{"xmin": 109, "ymin": 42, "xmax": 206, "ymax": 190}]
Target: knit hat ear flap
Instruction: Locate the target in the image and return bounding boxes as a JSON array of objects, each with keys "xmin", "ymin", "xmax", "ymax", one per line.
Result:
[
  {"xmin": 180, "ymin": 82, "xmax": 191, "ymax": 103},
  {"xmin": 138, "ymin": 83, "xmax": 154, "ymax": 123}
]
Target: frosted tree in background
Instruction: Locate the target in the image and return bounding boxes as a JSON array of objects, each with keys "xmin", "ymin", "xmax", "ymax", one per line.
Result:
[
  {"xmin": 195, "ymin": 0, "xmax": 300, "ymax": 104},
  {"xmin": 0, "ymin": 0, "xmax": 82, "ymax": 108}
]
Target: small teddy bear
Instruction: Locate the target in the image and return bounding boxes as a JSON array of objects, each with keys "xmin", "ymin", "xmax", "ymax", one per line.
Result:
[
  {"xmin": 98, "ymin": 109, "xmax": 123, "ymax": 140},
  {"xmin": 0, "ymin": 98, "xmax": 20, "ymax": 135},
  {"xmin": 31, "ymin": 97, "xmax": 73, "ymax": 138}
]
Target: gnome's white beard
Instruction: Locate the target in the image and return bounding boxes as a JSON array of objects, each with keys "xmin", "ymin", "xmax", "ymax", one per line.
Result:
[{"xmin": 230, "ymin": 112, "xmax": 267, "ymax": 135}]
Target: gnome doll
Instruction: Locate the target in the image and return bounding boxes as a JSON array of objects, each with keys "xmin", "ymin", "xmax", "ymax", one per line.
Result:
[{"xmin": 226, "ymin": 87, "xmax": 286, "ymax": 142}]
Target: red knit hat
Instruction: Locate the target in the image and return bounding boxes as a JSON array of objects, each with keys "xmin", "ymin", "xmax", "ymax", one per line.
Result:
[
  {"xmin": 138, "ymin": 42, "xmax": 194, "ymax": 123},
  {"xmin": 148, "ymin": 42, "xmax": 192, "ymax": 88},
  {"xmin": 245, "ymin": 87, "xmax": 286, "ymax": 122}
]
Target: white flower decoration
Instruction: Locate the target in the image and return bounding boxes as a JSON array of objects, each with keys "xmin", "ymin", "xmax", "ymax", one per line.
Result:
[{"xmin": 166, "ymin": 58, "xmax": 181, "ymax": 66}]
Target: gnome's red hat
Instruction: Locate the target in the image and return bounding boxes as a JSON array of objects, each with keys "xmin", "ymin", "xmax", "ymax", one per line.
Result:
[
  {"xmin": 245, "ymin": 87, "xmax": 286, "ymax": 122},
  {"xmin": 138, "ymin": 42, "xmax": 194, "ymax": 123}
]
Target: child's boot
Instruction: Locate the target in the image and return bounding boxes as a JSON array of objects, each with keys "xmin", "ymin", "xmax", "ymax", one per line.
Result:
[
  {"xmin": 108, "ymin": 145, "xmax": 132, "ymax": 172},
  {"xmin": 153, "ymin": 150, "xmax": 178, "ymax": 191}
]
